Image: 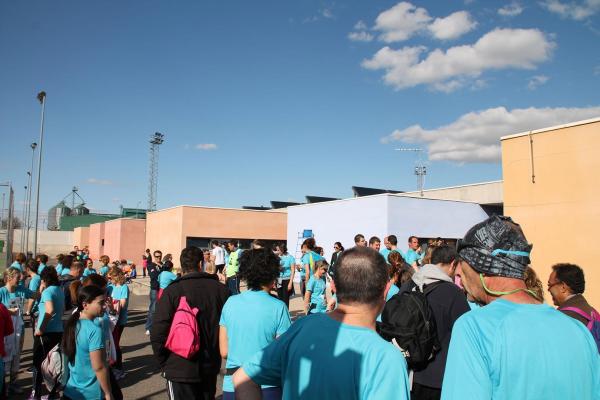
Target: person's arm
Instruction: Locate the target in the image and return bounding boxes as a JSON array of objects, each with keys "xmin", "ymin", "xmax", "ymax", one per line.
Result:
[
  {"xmin": 288, "ymin": 263, "xmax": 295, "ymax": 292},
  {"xmin": 36, "ymin": 299, "xmax": 54, "ymax": 335},
  {"xmin": 219, "ymin": 325, "xmax": 228, "ymax": 359},
  {"xmin": 150, "ymin": 287, "xmax": 177, "ymax": 366},
  {"xmin": 233, "ymin": 368, "xmax": 262, "ymax": 400},
  {"xmin": 304, "ymin": 264, "xmax": 310, "ymax": 283},
  {"xmin": 304, "ymin": 287, "xmax": 312, "ymax": 315},
  {"xmin": 90, "ymin": 349, "xmax": 113, "ymax": 400}
]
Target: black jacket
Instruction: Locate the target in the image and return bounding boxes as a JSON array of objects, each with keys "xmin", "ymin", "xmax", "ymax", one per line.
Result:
[
  {"xmin": 399, "ymin": 279, "xmax": 470, "ymax": 389},
  {"xmin": 150, "ymin": 272, "xmax": 230, "ymax": 382},
  {"xmin": 147, "ymin": 262, "xmax": 162, "ymax": 290}
]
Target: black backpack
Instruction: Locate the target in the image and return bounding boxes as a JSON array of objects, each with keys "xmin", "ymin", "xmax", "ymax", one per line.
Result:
[{"xmin": 377, "ymin": 281, "xmax": 445, "ymax": 369}]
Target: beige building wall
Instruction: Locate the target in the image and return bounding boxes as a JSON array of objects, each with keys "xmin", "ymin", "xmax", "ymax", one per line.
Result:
[
  {"xmin": 103, "ymin": 218, "xmax": 146, "ymax": 267},
  {"xmin": 73, "ymin": 227, "xmax": 89, "ymax": 250},
  {"xmin": 502, "ymin": 118, "xmax": 600, "ymax": 307},
  {"xmin": 88, "ymin": 223, "xmax": 105, "ymax": 261},
  {"xmin": 146, "ymin": 206, "xmax": 287, "ymax": 271},
  {"xmin": 401, "ymin": 181, "xmax": 503, "ymax": 205}
]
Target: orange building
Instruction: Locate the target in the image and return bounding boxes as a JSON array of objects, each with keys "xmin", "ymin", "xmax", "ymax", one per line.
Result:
[
  {"xmin": 502, "ymin": 117, "xmax": 600, "ymax": 307},
  {"xmin": 146, "ymin": 205, "xmax": 287, "ymax": 271}
]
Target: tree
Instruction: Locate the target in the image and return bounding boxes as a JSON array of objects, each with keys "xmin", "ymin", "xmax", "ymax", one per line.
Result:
[{"xmin": 0, "ymin": 217, "xmax": 23, "ymax": 229}]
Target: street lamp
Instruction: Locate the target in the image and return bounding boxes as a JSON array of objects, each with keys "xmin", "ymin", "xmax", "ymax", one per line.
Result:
[
  {"xmin": 25, "ymin": 142, "xmax": 36, "ymax": 255},
  {"xmin": 32, "ymin": 92, "xmax": 46, "ymax": 256}
]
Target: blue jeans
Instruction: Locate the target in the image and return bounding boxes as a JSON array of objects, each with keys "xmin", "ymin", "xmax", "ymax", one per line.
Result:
[
  {"xmin": 145, "ymin": 288, "xmax": 157, "ymax": 331},
  {"xmin": 226, "ymin": 276, "xmax": 240, "ymax": 295}
]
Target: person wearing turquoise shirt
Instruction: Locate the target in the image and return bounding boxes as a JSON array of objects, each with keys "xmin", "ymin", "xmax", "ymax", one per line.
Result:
[
  {"xmin": 98, "ymin": 255, "xmax": 110, "ymax": 277},
  {"xmin": 376, "ymin": 260, "xmax": 401, "ymax": 323},
  {"xmin": 82, "ymin": 258, "xmax": 97, "ymax": 278},
  {"xmin": 63, "ymin": 285, "xmax": 113, "ymax": 400},
  {"xmin": 107, "ymin": 268, "xmax": 129, "ymax": 379},
  {"xmin": 299, "ymin": 238, "xmax": 324, "ymax": 296},
  {"xmin": 405, "ymin": 236, "xmax": 424, "ymax": 268},
  {"xmin": 274, "ymin": 243, "xmax": 295, "ymax": 308},
  {"xmin": 10, "ymin": 252, "xmax": 26, "ymax": 273},
  {"xmin": 305, "ymin": 260, "xmax": 329, "ymax": 314},
  {"xmin": 233, "ymin": 246, "xmax": 410, "ymax": 400},
  {"xmin": 31, "ymin": 268, "xmax": 65, "ymax": 400},
  {"xmin": 36, "ymin": 254, "xmax": 49, "ymax": 275},
  {"xmin": 443, "ymin": 215, "xmax": 600, "ymax": 400},
  {"xmin": 24, "ymin": 260, "xmax": 41, "ymax": 316},
  {"xmin": 219, "ymin": 248, "xmax": 291, "ymax": 400},
  {"xmin": 380, "ymin": 236, "xmax": 391, "ymax": 263},
  {"xmin": 158, "ymin": 266, "xmax": 177, "ymax": 299}
]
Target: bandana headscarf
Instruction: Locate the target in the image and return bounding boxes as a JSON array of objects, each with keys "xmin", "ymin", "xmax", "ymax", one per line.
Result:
[{"xmin": 458, "ymin": 215, "xmax": 532, "ymax": 279}]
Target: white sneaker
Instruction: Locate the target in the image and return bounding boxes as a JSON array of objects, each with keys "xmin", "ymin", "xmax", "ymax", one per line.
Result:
[{"xmin": 145, "ymin": 329, "xmax": 150, "ymax": 336}]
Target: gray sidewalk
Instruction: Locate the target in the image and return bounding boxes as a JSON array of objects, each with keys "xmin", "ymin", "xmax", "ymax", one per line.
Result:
[{"xmin": 12, "ymin": 281, "xmax": 305, "ymax": 399}]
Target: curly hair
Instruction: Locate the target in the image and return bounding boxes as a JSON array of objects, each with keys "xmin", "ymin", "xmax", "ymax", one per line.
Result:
[
  {"xmin": 524, "ymin": 266, "xmax": 545, "ymax": 301},
  {"xmin": 238, "ymin": 248, "xmax": 281, "ymax": 291}
]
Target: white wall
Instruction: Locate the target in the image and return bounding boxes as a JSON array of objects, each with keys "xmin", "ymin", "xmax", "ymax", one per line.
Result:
[
  {"xmin": 287, "ymin": 195, "xmax": 389, "ymax": 261},
  {"xmin": 387, "ymin": 196, "xmax": 489, "ymax": 250},
  {"xmin": 287, "ymin": 194, "xmax": 489, "ymax": 261},
  {"xmin": 11, "ymin": 229, "xmax": 73, "ymax": 258}
]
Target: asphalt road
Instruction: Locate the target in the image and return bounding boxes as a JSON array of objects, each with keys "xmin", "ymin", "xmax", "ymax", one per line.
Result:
[{"xmin": 13, "ymin": 284, "xmax": 306, "ymax": 399}]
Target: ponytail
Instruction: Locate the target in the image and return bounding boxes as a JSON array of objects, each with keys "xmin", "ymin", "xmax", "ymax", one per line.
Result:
[{"xmin": 61, "ymin": 285, "xmax": 105, "ymax": 364}]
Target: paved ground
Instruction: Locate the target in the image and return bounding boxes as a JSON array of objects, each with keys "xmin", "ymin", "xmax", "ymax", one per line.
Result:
[{"xmin": 13, "ymin": 282, "xmax": 306, "ymax": 399}]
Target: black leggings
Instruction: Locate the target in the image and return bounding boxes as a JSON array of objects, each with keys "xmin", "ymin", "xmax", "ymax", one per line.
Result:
[
  {"xmin": 33, "ymin": 332, "xmax": 62, "ymax": 397},
  {"xmin": 277, "ymin": 279, "xmax": 292, "ymax": 308}
]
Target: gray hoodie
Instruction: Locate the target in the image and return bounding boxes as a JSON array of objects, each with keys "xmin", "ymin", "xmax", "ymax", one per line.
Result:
[{"xmin": 411, "ymin": 263, "xmax": 453, "ymax": 291}]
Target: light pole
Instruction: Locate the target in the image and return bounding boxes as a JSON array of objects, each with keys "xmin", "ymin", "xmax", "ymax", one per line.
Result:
[
  {"xmin": 395, "ymin": 148, "xmax": 427, "ymax": 197},
  {"xmin": 25, "ymin": 142, "xmax": 36, "ymax": 255},
  {"xmin": 32, "ymin": 91, "xmax": 46, "ymax": 256},
  {"xmin": 21, "ymin": 185, "xmax": 27, "ymax": 252}
]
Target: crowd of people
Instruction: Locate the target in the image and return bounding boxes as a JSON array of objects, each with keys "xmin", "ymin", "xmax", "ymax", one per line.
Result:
[{"xmin": 0, "ymin": 215, "xmax": 599, "ymax": 399}]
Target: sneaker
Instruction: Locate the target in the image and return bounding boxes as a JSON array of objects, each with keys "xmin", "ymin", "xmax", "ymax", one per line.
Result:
[
  {"xmin": 9, "ymin": 383, "xmax": 24, "ymax": 394},
  {"xmin": 145, "ymin": 329, "xmax": 150, "ymax": 336}
]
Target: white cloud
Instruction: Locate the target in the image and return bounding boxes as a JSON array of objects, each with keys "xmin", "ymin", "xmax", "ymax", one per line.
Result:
[
  {"xmin": 86, "ymin": 178, "xmax": 114, "ymax": 185},
  {"xmin": 195, "ymin": 143, "xmax": 218, "ymax": 150},
  {"xmin": 381, "ymin": 105, "xmax": 600, "ymax": 163},
  {"xmin": 527, "ymin": 75, "xmax": 549, "ymax": 89},
  {"xmin": 354, "ymin": 20, "xmax": 368, "ymax": 30},
  {"xmin": 428, "ymin": 11, "xmax": 477, "ymax": 40},
  {"xmin": 362, "ymin": 28, "xmax": 555, "ymax": 91},
  {"xmin": 348, "ymin": 31, "xmax": 374, "ymax": 42},
  {"xmin": 374, "ymin": 2, "xmax": 432, "ymax": 42},
  {"xmin": 541, "ymin": 0, "xmax": 600, "ymax": 20},
  {"xmin": 498, "ymin": 2, "xmax": 524, "ymax": 16},
  {"xmin": 321, "ymin": 8, "xmax": 334, "ymax": 19}
]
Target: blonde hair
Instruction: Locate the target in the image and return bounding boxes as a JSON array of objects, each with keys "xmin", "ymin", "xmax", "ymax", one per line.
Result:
[
  {"xmin": 108, "ymin": 266, "xmax": 126, "ymax": 285},
  {"xmin": 524, "ymin": 266, "xmax": 544, "ymax": 302},
  {"xmin": 5, "ymin": 267, "xmax": 21, "ymax": 283}
]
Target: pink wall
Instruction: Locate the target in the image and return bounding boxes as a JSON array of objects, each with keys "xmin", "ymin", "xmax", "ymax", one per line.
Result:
[
  {"xmin": 73, "ymin": 227, "xmax": 90, "ymax": 249},
  {"xmin": 88, "ymin": 223, "xmax": 105, "ymax": 261},
  {"xmin": 103, "ymin": 218, "xmax": 146, "ymax": 267}
]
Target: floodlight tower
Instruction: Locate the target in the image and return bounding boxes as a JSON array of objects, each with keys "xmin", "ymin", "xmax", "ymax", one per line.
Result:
[
  {"xmin": 147, "ymin": 132, "xmax": 165, "ymax": 211},
  {"xmin": 395, "ymin": 148, "xmax": 427, "ymax": 197}
]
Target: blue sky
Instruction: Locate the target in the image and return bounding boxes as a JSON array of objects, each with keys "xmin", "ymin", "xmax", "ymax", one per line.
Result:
[{"xmin": 1, "ymin": 0, "xmax": 599, "ymax": 215}]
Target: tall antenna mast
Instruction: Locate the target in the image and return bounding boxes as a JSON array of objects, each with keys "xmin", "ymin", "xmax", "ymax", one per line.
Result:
[
  {"xmin": 148, "ymin": 132, "xmax": 165, "ymax": 211},
  {"xmin": 395, "ymin": 148, "xmax": 427, "ymax": 197}
]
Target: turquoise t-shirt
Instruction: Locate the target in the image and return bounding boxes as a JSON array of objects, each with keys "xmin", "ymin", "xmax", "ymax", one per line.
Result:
[
  {"xmin": 61, "ymin": 268, "xmax": 71, "ymax": 276},
  {"xmin": 279, "ymin": 254, "xmax": 295, "ymax": 279},
  {"xmin": 306, "ymin": 276, "xmax": 327, "ymax": 313},
  {"xmin": 10, "ymin": 261, "xmax": 22, "ymax": 271},
  {"xmin": 376, "ymin": 283, "xmax": 400, "ymax": 322},
  {"xmin": 64, "ymin": 319, "xmax": 105, "ymax": 400},
  {"xmin": 380, "ymin": 247, "xmax": 391, "ymax": 263},
  {"xmin": 108, "ymin": 284, "xmax": 129, "ymax": 326},
  {"xmin": 29, "ymin": 274, "xmax": 41, "ymax": 292},
  {"xmin": 56, "ymin": 263, "xmax": 63, "ymax": 274},
  {"xmin": 37, "ymin": 285, "xmax": 65, "ymax": 333},
  {"xmin": 442, "ymin": 299, "xmax": 600, "ymax": 400},
  {"xmin": 405, "ymin": 249, "xmax": 423, "ymax": 266},
  {"xmin": 37, "ymin": 263, "xmax": 46, "ymax": 275},
  {"xmin": 0, "ymin": 286, "xmax": 34, "ymax": 311},
  {"xmin": 300, "ymin": 251, "xmax": 324, "ymax": 279},
  {"xmin": 82, "ymin": 268, "xmax": 97, "ymax": 277},
  {"xmin": 158, "ymin": 271, "xmax": 177, "ymax": 289},
  {"xmin": 219, "ymin": 290, "xmax": 291, "ymax": 393},
  {"xmin": 243, "ymin": 313, "xmax": 410, "ymax": 400},
  {"xmin": 99, "ymin": 266, "xmax": 109, "ymax": 277}
]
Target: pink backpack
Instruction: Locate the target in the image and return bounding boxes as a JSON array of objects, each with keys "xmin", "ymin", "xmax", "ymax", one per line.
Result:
[{"xmin": 165, "ymin": 296, "xmax": 201, "ymax": 359}]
